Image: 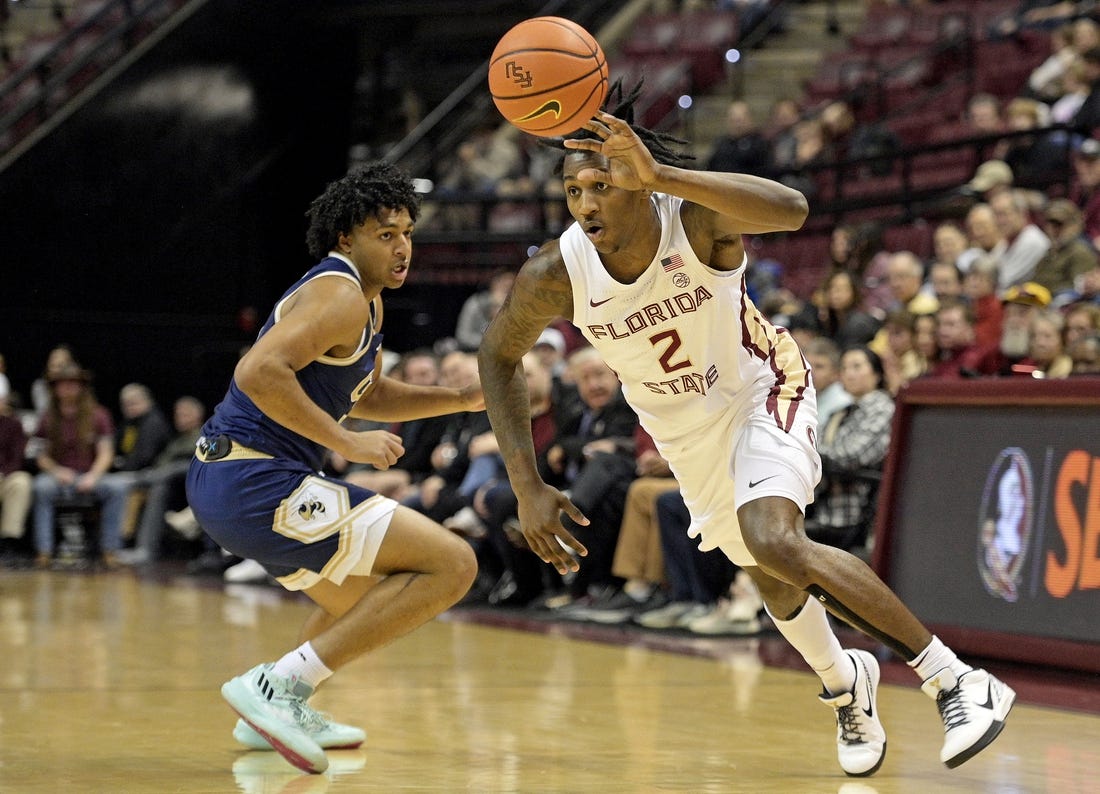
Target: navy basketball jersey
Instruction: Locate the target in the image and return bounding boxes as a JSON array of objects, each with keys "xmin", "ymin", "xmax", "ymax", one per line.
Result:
[{"xmin": 201, "ymin": 254, "xmax": 383, "ymax": 471}]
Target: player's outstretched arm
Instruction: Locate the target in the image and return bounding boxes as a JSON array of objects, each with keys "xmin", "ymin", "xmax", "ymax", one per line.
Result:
[
  {"xmin": 478, "ymin": 245, "xmax": 589, "ymax": 573},
  {"xmin": 565, "ymin": 111, "xmax": 808, "ymax": 235}
]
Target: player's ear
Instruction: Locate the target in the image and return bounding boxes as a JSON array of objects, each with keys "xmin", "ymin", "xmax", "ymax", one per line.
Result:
[{"xmin": 337, "ymin": 231, "xmax": 352, "ymax": 254}]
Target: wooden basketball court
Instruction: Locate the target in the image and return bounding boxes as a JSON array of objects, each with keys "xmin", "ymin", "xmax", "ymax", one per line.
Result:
[{"xmin": 1, "ymin": 567, "xmax": 1097, "ymax": 792}]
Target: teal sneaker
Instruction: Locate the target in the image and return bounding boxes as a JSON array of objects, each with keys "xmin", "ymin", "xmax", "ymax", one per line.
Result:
[
  {"xmin": 221, "ymin": 664, "xmax": 328, "ymax": 773},
  {"xmin": 233, "ymin": 715, "xmax": 365, "ymax": 751}
]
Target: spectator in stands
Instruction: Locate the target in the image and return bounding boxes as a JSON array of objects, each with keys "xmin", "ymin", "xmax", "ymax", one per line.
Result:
[
  {"xmin": 1021, "ymin": 309, "xmax": 1075, "ymax": 377},
  {"xmin": 544, "ymin": 347, "xmax": 639, "ymax": 609},
  {"xmin": 998, "ymin": 281, "xmax": 1054, "ymax": 374},
  {"xmin": 879, "ymin": 309, "xmax": 928, "ymax": 394},
  {"xmin": 1068, "ymin": 45, "xmax": 1100, "ymax": 133},
  {"xmin": 1064, "ymin": 302, "xmax": 1100, "ymax": 346},
  {"xmin": 109, "ymin": 383, "xmax": 172, "ymax": 475},
  {"xmin": 965, "ymin": 160, "xmax": 1015, "ymax": 204},
  {"xmin": 764, "ymin": 97, "xmax": 801, "ymax": 172},
  {"xmin": 574, "ymin": 427, "xmax": 679, "ymax": 624},
  {"xmin": 805, "ymin": 337, "xmax": 852, "ymax": 432},
  {"xmin": 115, "ymin": 396, "xmax": 206, "ymax": 565},
  {"xmin": 963, "ymin": 254, "xmax": 1006, "ymax": 350},
  {"xmin": 1068, "ymin": 331, "xmax": 1100, "ymax": 373},
  {"xmin": 931, "ymin": 221, "xmax": 970, "ymax": 272},
  {"xmin": 838, "ymin": 222, "xmax": 893, "ymax": 317},
  {"xmin": 809, "ymin": 270, "xmax": 882, "ymax": 348},
  {"xmin": 435, "ymin": 123, "xmax": 525, "ymax": 229},
  {"xmin": 964, "ymin": 93, "xmax": 1005, "ymax": 139},
  {"xmin": 886, "ymin": 250, "xmax": 940, "ymax": 315},
  {"xmin": 0, "ymin": 392, "xmax": 31, "ymax": 560},
  {"xmin": 453, "ymin": 269, "xmax": 515, "ymax": 353},
  {"xmin": 821, "ymin": 100, "xmax": 899, "ymax": 176},
  {"xmin": 995, "ymin": 97, "xmax": 1071, "ymax": 187},
  {"xmin": 777, "ymin": 118, "xmax": 829, "ymax": 199},
  {"xmin": 912, "ymin": 312, "xmax": 940, "ymax": 372},
  {"xmin": 1069, "ymin": 137, "xmax": 1100, "ymax": 245},
  {"xmin": 929, "ymin": 299, "xmax": 1002, "ymax": 377},
  {"xmin": 30, "ymin": 344, "xmax": 77, "ymax": 418},
  {"xmin": 31, "ymin": 364, "xmax": 126, "ymax": 568},
  {"xmin": 1033, "ymin": 198, "xmax": 1100, "ymax": 297},
  {"xmin": 344, "ymin": 349, "xmax": 449, "ymax": 501},
  {"xmin": 959, "ymin": 203, "xmax": 1008, "ymax": 273},
  {"xmin": 805, "ymin": 346, "xmax": 894, "ymax": 552},
  {"xmin": 990, "ymin": 189, "xmax": 1051, "ymax": 289},
  {"xmin": 632, "ymin": 489, "xmax": 739, "ymax": 632},
  {"xmin": 1028, "ymin": 22, "xmax": 1079, "ymax": 101},
  {"xmin": 1050, "ymin": 55, "xmax": 1091, "ymax": 124},
  {"xmin": 401, "ymin": 350, "xmax": 491, "ymax": 525},
  {"xmin": 926, "ymin": 260, "xmax": 965, "ymax": 304},
  {"xmin": 532, "ymin": 327, "xmax": 568, "ymax": 379},
  {"xmin": 478, "ymin": 352, "xmax": 570, "ymax": 607},
  {"xmin": 707, "ymin": 99, "xmax": 773, "ymax": 178}
]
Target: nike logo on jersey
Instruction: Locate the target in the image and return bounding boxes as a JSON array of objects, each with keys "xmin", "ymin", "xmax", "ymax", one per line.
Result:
[
  {"xmin": 748, "ymin": 474, "xmax": 780, "ymax": 488},
  {"xmin": 589, "ymin": 296, "xmax": 614, "ymax": 307}
]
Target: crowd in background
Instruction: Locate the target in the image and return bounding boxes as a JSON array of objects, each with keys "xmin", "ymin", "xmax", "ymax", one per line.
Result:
[{"xmin": 2, "ymin": 0, "xmax": 1099, "ymax": 639}]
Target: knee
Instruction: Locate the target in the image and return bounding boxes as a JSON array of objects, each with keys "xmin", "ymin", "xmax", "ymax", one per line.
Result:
[
  {"xmin": 33, "ymin": 474, "xmax": 58, "ymax": 500},
  {"xmin": 446, "ymin": 535, "xmax": 479, "ymax": 597},
  {"xmin": 739, "ymin": 504, "xmax": 815, "ymax": 587}
]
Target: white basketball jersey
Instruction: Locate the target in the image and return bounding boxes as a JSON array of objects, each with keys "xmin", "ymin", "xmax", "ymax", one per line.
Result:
[{"xmin": 560, "ymin": 192, "xmax": 812, "ymax": 446}]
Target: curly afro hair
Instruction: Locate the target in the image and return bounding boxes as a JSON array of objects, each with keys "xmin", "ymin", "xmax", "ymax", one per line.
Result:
[{"xmin": 305, "ymin": 161, "xmax": 421, "ymax": 260}]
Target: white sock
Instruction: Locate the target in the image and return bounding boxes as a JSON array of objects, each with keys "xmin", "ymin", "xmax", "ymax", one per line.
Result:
[
  {"xmin": 908, "ymin": 635, "xmax": 972, "ymax": 683},
  {"xmin": 271, "ymin": 641, "xmax": 334, "ymax": 694},
  {"xmin": 767, "ymin": 597, "xmax": 854, "ymax": 695}
]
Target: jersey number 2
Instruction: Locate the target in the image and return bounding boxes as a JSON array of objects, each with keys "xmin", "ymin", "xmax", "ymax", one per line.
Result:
[{"xmin": 650, "ymin": 329, "xmax": 692, "ymax": 373}]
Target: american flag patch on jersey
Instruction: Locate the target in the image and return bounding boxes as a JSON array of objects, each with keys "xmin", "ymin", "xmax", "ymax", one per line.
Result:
[{"xmin": 661, "ymin": 252, "xmax": 684, "ymax": 271}]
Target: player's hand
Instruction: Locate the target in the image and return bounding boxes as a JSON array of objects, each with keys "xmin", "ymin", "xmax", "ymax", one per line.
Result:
[
  {"xmin": 564, "ymin": 111, "xmax": 659, "ymax": 191},
  {"xmin": 340, "ymin": 430, "xmax": 405, "ymax": 469},
  {"xmin": 516, "ymin": 482, "xmax": 588, "ymax": 575}
]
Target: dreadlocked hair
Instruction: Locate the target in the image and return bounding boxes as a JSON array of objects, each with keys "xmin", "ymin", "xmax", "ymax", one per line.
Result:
[
  {"xmin": 541, "ymin": 78, "xmax": 694, "ymax": 171},
  {"xmin": 305, "ymin": 161, "xmax": 421, "ymax": 260}
]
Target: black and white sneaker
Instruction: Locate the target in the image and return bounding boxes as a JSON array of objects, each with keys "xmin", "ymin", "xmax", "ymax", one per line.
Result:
[
  {"xmin": 922, "ymin": 667, "xmax": 1015, "ymax": 769},
  {"xmin": 819, "ymin": 650, "xmax": 887, "ymax": 777}
]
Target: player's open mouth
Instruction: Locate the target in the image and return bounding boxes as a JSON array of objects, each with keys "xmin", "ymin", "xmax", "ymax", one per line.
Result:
[{"xmin": 583, "ymin": 223, "xmax": 604, "ymax": 242}]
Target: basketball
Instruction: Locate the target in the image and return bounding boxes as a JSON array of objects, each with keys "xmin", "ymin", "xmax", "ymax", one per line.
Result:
[{"xmin": 488, "ymin": 16, "xmax": 609, "ymax": 138}]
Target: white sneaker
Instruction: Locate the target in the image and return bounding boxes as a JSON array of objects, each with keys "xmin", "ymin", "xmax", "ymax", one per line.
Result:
[
  {"xmin": 224, "ymin": 558, "xmax": 270, "ymax": 584},
  {"xmin": 819, "ymin": 650, "xmax": 887, "ymax": 777},
  {"xmin": 165, "ymin": 507, "xmax": 202, "ymax": 540},
  {"xmin": 221, "ymin": 664, "xmax": 328, "ymax": 773},
  {"xmin": 234, "ymin": 716, "xmax": 365, "ymax": 750},
  {"xmin": 921, "ymin": 666, "xmax": 1015, "ymax": 768}
]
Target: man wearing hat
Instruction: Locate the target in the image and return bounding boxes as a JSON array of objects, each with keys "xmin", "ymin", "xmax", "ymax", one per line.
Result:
[
  {"xmin": 1033, "ymin": 199, "xmax": 1100, "ymax": 297},
  {"xmin": 967, "ymin": 160, "xmax": 1014, "ymax": 200},
  {"xmin": 997, "ymin": 281, "xmax": 1054, "ymax": 374},
  {"xmin": 31, "ymin": 364, "xmax": 127, "ymax": 568}
]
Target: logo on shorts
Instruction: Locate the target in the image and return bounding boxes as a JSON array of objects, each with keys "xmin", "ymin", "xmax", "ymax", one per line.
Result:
[{"xmin": 298, "ymin": 499, "xmax": 327, "ymax": 521}]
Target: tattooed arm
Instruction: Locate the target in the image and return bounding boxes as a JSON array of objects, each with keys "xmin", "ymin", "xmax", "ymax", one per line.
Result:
[{"xmin": 478, "ymin": 242, "xmax": 590, "ymax": 573}]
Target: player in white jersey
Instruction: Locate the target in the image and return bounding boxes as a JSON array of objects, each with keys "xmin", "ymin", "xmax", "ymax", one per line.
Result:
[{"xmin": 477, "ymin": 84, "xmax": 1014, "ymax": 777}]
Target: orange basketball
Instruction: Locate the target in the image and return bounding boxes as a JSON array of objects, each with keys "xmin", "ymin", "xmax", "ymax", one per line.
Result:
[{"xmin": 488, "ymin": 16, "xmax": 609, "ymax": 138}]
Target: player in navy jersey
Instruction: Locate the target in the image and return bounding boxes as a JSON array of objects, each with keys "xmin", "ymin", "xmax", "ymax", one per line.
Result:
[
  {"xmin": 186, "ymin": 162, "xmax": 479, "ymax": 774},
  {"xmin": 477, "ymin": 83, "xmax": 1014, "ymax": 777}
]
